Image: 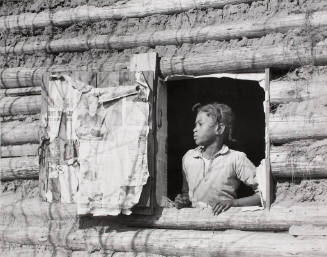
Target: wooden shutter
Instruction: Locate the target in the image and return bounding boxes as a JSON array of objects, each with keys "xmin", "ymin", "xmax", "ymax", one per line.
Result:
[
  {"xmin": 156, "ymin": 78, "xmax": 168, "ymax": 206},
  {"xmin": 96, "ymin": 53, "xmax": 158, "ymax": 214},
  {"xmin": 39, "ymin": 53, "xmax": 158, "ymax": 215}
]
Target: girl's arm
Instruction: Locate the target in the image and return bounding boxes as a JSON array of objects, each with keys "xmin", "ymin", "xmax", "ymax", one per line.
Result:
[
  {"xmin": 212, "ymin": 193, "xmax": 261, "ymax": 215},
  {"xmin": 232, "ymin": 193, "xmax": 261, "ymax": 207}
]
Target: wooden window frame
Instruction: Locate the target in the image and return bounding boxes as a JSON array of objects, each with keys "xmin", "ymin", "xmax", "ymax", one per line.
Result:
[{"xmin": 156, "ymin": 70, "xmax": 274, "ymax": 210}]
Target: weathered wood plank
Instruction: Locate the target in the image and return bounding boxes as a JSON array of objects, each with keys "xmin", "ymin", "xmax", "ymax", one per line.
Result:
[
  {"xmin": 0, "ymin": 68, "xmax": 44, "ymax": 89},
  {"xmin": 0, "ymin": 198, "xmax": 76, "ymax": 226},
  {"xmin": 0, "ymin": 95, "xmax": 41, "ymax": 116},
  {"xmin": 1, "ymin": 68, "xmax": 326, "ymax": 106},
  {"xmin": 1, "ymin": 120, "xmax": 39, "ymax": 145},
  {"xmin": 1, "ymin": 72, "xmax": 327, "ymax": 105},
  {"xmin": 160, "ymin": 43, "xmax": 327, "ymax": 76},
  {"xmin": 72, "ymin": 251, "xmax": 170, "ymax": 257},
  {"xmin": 120, "ymin": 205, "xmax": 327, "ymax": 232},
  {"xmin": 270, "ymin": 116, "xmax": 327, "ymax": 143},
  {"xmin": 0, "ymin": 246, "xmax": 71, "ymax": 257},
  {"xmin": 1, "ymin": 224, "xmax": 327, "ymax": 257},
  {"xmin": 289, "ymin": 224, "xmax": 327, "ymax": 236},
  {"xmin": 2, "ymin": 44, "xmax": 327, "ymax": 88},
  {"xmin": 0, "ymin": 156, "xmax": 39, "ymax": 181},
  {"xmin": 1, "ymin": 197, "xmax": 327, "ymax": 232},
  {"xmin": 270, "ymin": 97, "xmax": 327, "ymax": 143},
  {"xmin": 1, "ymin": 144, "xmax": 39, "ymax": 157},
  {"xmin": 0, "ymin": 87, "xmax": 41, "ymax": 96},
  {"xmin": 2, "ymin": 10, "xmax": 326, "ymax": 54},
  {"xmin": 0, "ymin": 0, "xmax": 257, "ymax": 31},
  {"xmin": 0, "ymin": 64, "xmax": 128, "ymax": 89},
  {"xmin": 264, "ymin": 68, "xmax": 272, "ymax": 209},
  {"xmin": 271, "ymin": 139, "xmax": 327, "ymax": 178},
  {"xmin": 270, "ymin": 77, "xmax": 327, "ymax": 104}
]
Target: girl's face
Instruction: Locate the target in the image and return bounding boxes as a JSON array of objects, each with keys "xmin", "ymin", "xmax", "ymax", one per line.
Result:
[{"xmin": 193, "ymin": 111, "xmax": 223, "ymax": 147}]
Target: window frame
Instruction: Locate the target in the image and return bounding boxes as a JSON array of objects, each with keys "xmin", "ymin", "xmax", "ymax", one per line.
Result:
[{"xmin": 157, "ymin": 70, "xmax": 274, "ymax": 210}]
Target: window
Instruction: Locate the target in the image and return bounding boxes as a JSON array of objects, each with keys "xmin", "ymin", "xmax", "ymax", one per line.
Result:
[{"xmin": 157, "ymin": 71, "xmax": 274, "ymax": 209}]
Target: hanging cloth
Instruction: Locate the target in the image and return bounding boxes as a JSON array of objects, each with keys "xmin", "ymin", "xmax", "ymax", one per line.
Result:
[{"xmin": 76, "ymin": 77, "xmax": 150, "ymax": 216}]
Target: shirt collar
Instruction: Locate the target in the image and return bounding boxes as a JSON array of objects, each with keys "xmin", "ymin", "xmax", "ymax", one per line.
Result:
[{"xmin": 192, "ymin": 144, "xmax": 230, "ymax": 159}]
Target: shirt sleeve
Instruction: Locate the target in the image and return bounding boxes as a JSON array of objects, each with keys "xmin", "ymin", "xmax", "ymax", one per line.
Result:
[{"xmin": 235, "ymin": 152, "xmax": 259, "ymax": 193}]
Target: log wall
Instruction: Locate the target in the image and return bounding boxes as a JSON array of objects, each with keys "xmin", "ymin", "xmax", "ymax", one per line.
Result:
[{"xmin": 1, "ymin": 0, "xmax": 327, "ymax": 256}]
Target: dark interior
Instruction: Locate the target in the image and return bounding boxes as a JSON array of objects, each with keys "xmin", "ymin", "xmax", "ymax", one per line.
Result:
[{"xmin": 166, "ymin": 77, "xmax": 265, "ymax": 200}]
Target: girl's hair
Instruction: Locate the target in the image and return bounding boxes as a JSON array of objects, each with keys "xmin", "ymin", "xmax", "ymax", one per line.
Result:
[{"xmin": 192, "ymin": 102, "xmax": 236, "ymax": 143}]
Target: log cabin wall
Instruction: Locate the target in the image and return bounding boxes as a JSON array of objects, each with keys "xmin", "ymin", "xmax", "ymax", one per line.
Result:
[{"xmin": 1, "ymin": 0, "xmax": 327, "ymax": 256}]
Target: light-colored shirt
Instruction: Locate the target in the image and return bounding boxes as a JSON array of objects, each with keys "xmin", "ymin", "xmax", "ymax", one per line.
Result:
[{"xmin": 182, "ymin": 145, "xmax": 259, "ymax": 207}]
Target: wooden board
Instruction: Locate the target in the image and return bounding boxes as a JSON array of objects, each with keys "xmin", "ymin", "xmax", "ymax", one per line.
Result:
[
  {"xmin": 0, "ymin": 95, "xmax": 41, "ymax": 116},
  {"xmin": 2, "ymin": 197, "xmax": 327, "ymax": 232},
  {"xmin": 270, "ymin": 139, "xmax": 327, "ymax": 178},
  {"xmin": 0, "ymin": 144, "xmax": 39, "ymax": 157},
  {"xmin": 0, "ymin": 156, "xmax": 39, "ymax": 181},
  {"xmin": 270, "ymin": 96, "xmax": 327, "ymax": 144},
  {"xmin": 289, "ymin": 224, "xmax": 327, "ymax": 236},
  {"xmin": 1, "ymin": 10, "xmax": 327, "ymax": 54},
  {"xmin": 264, "ymin": 68, "xmax": 272, "ymax": 210},
  {"xmin": 156, "ymin": 78, "xmax": 168, "ymax": 206},
  {"xmin": 1, "ymin": 120, "xmax": 39, "ymax": 146},
  {"xmin": 1, "ymin": 225, "xmax": 327, "ymax": 257},
  {"xmin": 0, "ymin": 0, "xmax": 256, "ymax": 31}
]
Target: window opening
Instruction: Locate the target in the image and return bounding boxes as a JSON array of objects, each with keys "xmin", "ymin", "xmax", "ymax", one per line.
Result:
[{"xmin": 166, "ymin": 77, "xmax": 266, "ymax": 201}]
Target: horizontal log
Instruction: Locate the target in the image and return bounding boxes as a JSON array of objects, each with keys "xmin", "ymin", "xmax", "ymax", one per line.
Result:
[
  {"xmin": 0, "ymin": 0, "xmax": 256, "ymax": 31},
  {"xmin": 0, "ymin": 113, "xmax": 40, "ymax": 123},
  {"xmin": 270, "ymin": 116, "xmax": 327, "ymax": 143},
  {"xmin": 289, "ymin": 224, "xmax": 327, "ymax": 236},
  {"xmin": 120, "ymin": 205, "xmax": 327, "ymax": 232},
  {"xmin": 0, "ymin": 87, "xmax": 41, "ymax": 96},
  {"xmin": 0, "ymin": 156, "xmax": 39, "ymax": 181},
  {"xmin": 1, "ymin": 144, "xmax": 39, "ymax": 157},
  {"xmin": 0, "ymin": 248, "xmax": 170, "ymax": 257},
  {"xmin": 0, "ymin": 63, "xmax": 128, "ymax": 89},
  {"xmin": 1, "ymin": 120, "xmax": 39, "ymax": 145},
  {"xmin": 0, "ymin": 95, "xmax": 41, "ymax": 116},
  {"xmin": 0, "ymin": 68, "xmax": 44, "ymax": 89},
  {"xmin": 0, "ymin": 246, "xmax": 71, "ymax": 257},
  {"xmin": 270, "ymin": 76, "xmax": 327, "ymax": 104},
  {"xmin": 1, "ymin": 197, "xmax": 327, "ymax": 231},
  {"xmin": 2, "ymin": 10, "xmax": 327, "ymax": 55},
  {"xmin": 0, "ymin": 246, "xmax": 72, "ymax": 257},
  {"xmin": 2, "ymin": 43, "xmax": 327, "ymax": 89},
  {"xmin": 1, "ymin": 225, "xmax": 327, "ymax": 257},
  {"xmin": 270, "ymin": 97, "xmax": 327, "ymax": 144},
  {"xmin": 0, "ymin": 198, "xmax": 75, "ymax": 226},
  {"xmin": 271, "ymin": 139, "xmax": 327, "ymax": 178},
  {"xmin": 0, "ymin": 71, "xmax": 325, "ymax": 105},
  {"xmin": 160, "ymin": 43, "xmax": 327, "ymax": 76},
  {"xmin": 0, "ymin": 44, "xmax": 327, "ymax": 88},
  {"xmin": 72, "ymin": 252, "xmax": 171, "ymax": 257}
]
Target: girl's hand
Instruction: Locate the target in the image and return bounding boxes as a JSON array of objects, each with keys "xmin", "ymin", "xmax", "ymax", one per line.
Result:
[
  {"xmin": 211, "ymin": 200, "xmax": 234, "ymax": 215},
  {"xmin": 174, "ymin": 194, "xmax": 191, "ymax": 209}
]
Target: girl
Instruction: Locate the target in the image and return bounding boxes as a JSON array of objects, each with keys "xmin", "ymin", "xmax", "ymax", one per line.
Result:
[{"xmin": 175, "ymin": 102, "xmax": 261, "ymax": 215}]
